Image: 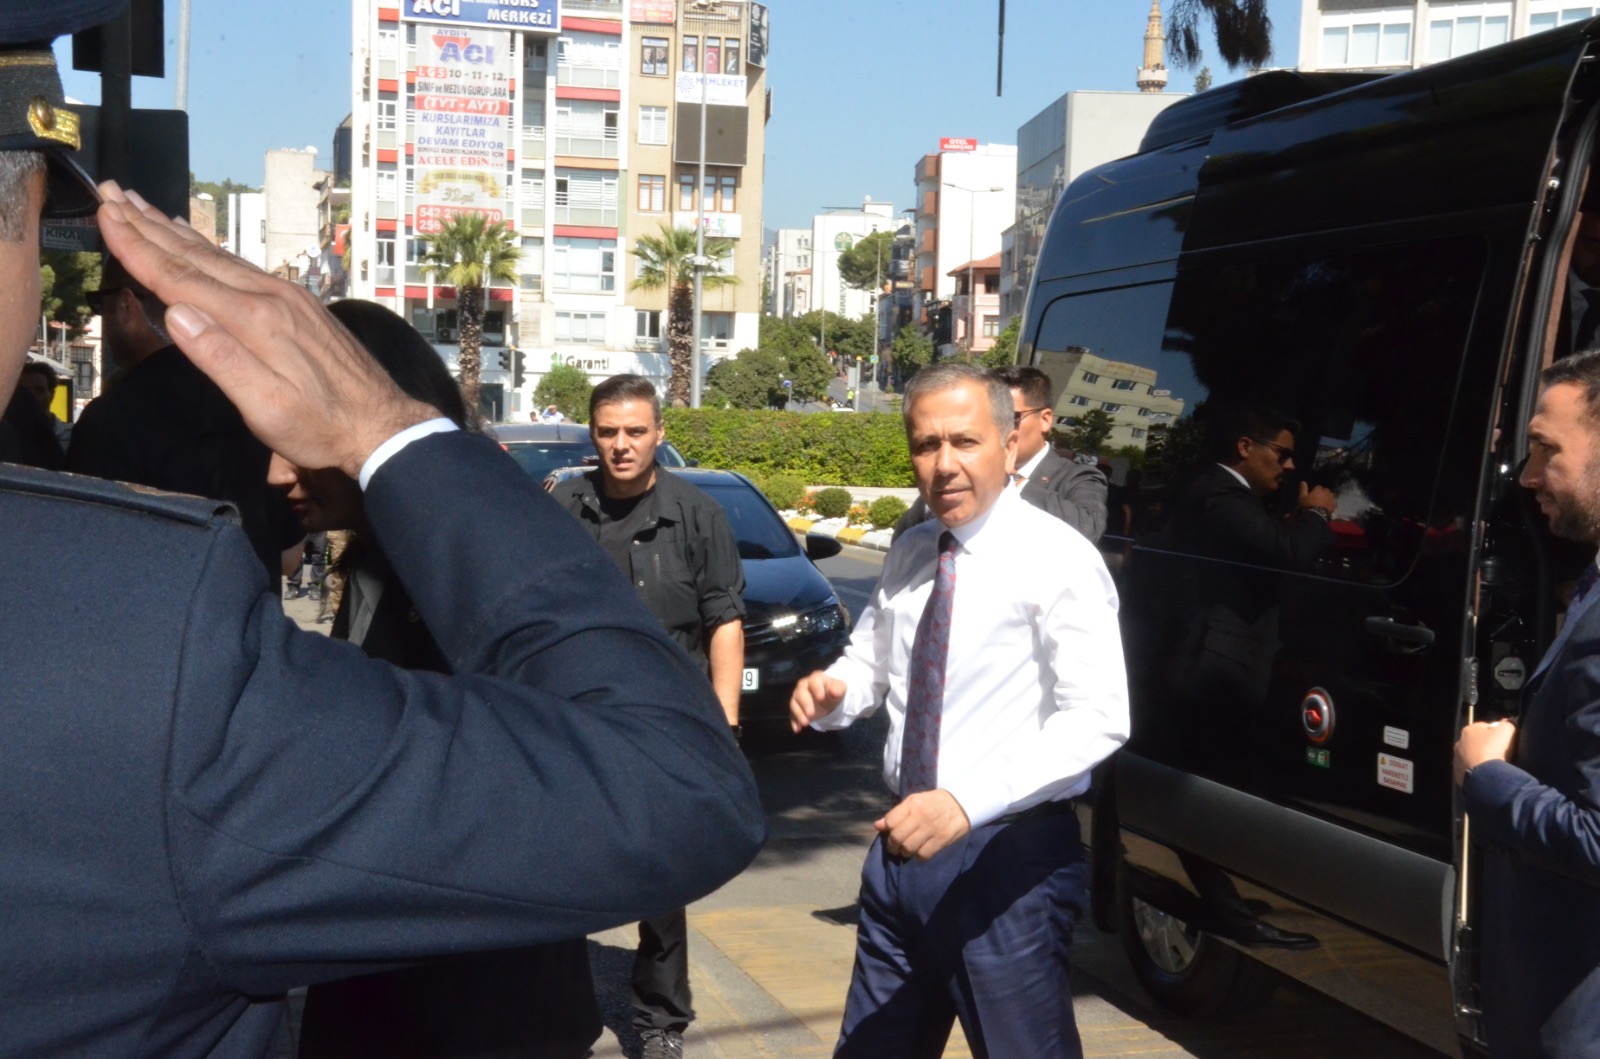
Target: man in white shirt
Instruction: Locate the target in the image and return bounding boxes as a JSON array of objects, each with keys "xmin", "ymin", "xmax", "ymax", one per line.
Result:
[{"xmin": 790, "ymin": 363, "xmax": 1129, "ymax": 1058}]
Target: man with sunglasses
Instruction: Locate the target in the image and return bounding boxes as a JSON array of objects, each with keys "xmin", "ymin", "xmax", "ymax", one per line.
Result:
[
  {"xmin": 894, "ymin": 365, "xmax": 1108, "ymax": 542},
  {"xmin": 68, "ymin": 255, "xmax": 303, "ymax": 586}
]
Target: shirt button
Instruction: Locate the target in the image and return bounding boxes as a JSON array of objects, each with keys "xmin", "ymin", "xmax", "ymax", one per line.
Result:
[{"xmin": 637, "ymin": 580, "xmax": 645, "ymax": 587}]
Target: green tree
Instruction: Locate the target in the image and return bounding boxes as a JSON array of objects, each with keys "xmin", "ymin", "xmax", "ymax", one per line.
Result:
[
  {"xmin": 1195, "ymin": 65, "xmax": 1215, "ymax": 92},
  {"xmin": 631, "ymin": 224, "xmax": 738, "ymax": 408},
  {"xmin": 1169, "ymin": 0, "xmax": 1272, "ymax": 70},
  {"xmin": 756, "ymin": 315, "xmax": 832, "ymax": 405},
  {"xmin": 418, "ymin": 213, "xmax": 522, "ymax": 423},
  {"xmin": 1063, "ymin": 407, "xmax": 1115, "ymax": 455},
  {"xmin": 836, "ymin": 230, "xmax": 896, "ymax": 291},
  {"xmin": 797, "ymin": 311, "xmax": 873, "ymax": 364},
  {"xmin": 532, "ymin": 363, "xmax": 593, "ymax": 423},
  {"xmin": 39, "ymin": 250, "xmax": 100, "ymax": 339},
  {"xmin": 980, "ymin": 316, "xmax": 1020, "ymax": 370},
  {"xmin": 705, "ymin": 346, "xmax": 788, "ymax": 410},
  {"xmin": 890, "ymin": 328, "xmax": 933, "ymax": 377}
]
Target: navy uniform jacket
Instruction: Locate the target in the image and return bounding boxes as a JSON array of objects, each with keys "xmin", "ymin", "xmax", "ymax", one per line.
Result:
[
  {"xmin": 1466, "ymin": 576, "xmax": 1600, "ymax": 1058},
  {"xmin": 893, "ymin": 449, "xmax": 1108, "ymax": 543},
  {"xmin": 0, "ymin": 430, "xmax": 765, "ymax": 1058}
]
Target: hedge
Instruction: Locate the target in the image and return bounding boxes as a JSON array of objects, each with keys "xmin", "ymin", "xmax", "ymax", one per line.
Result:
[{"xmin": 662, "ymin": 408, "xmax": 913, "ymax": 487}]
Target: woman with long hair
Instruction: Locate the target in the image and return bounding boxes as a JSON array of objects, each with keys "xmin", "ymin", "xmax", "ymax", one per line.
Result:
[{"xmin": 284, "ymin": 299, "xmax": 601, "ymax": 1059}]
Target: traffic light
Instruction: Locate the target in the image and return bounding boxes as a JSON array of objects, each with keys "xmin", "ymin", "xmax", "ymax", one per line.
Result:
[{"xmin": 510, "ymin": 347, "xmax": 526, "ymax": 388}]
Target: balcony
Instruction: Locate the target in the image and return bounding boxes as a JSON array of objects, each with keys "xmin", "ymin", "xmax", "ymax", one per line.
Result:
[
  {"xmin": 521, "ymin": 207, "xmax": 546, "ymax": 229},
  {"xmin": 521, "ymin": 127, "xmax": 547, "ymax": 160},
  {"xmin": 556, "ymin": 63, "xmax": 621, "ymax": 90},
  {"xmin": 553, "ymin": 124, "xmax": 619, "ymax": 159},
  {"xmin": 552, "ymin": 201, "xmax": 618, "ymax": 227}
]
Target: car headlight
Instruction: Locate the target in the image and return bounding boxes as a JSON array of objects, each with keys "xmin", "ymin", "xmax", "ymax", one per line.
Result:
[{"xmin": 768, "ymin": 601, "xmax": 847, "ymax": 641}]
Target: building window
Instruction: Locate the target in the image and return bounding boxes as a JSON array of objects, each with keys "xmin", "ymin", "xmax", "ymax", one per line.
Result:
[
  {"xmin": 520, "ymin": 236, "xmax": 544, "ymax": 292},
  {"xmin": 704, "ymin": 36, "xmax": 721, "ymax": 73},
  {"xmin": 983, "ymin": 273, "xmax": 999, "ymax": 294},
  {"xmin": 375, "ymin": 238, "xmax": 395, "ymax": 267},
  {"xmin": 406, "ymin": 237, "xmax": 430, "ymax": 266},
  {"xmin": 1082, "ymin": 371, "xmax": 1099, "ymax": 384},
  {"xmin": 553, "ymin": 236, "xmax": 617, "ymax": 293},
  {"xmin": 1068, "ymin": 395, "xmax": 1089, "ymax": 407},
  {"xmin": 641, "ymin": 35, "xmax": 669, "ymax": 76},
  {"xmin": 1101, "ymin": 402, "xmax": 1123, "ymax": 413},
  {"xmin": 678, "ymin": 173, "xmax": 696, "ymax": 211},
  {"xmin": 639, "ymin": 105, "xmax": 668, "ymax": 146},
  {"xmin": 556, "ymin": 32, "xmax": 621, "ymax": 89},
  {"xmin": 718, "ymin": 175, "xmax": 736, "ymax": 212},
  {"xmin": 1137, "ymin": 406, "xmax": 1152, "ymax": 417},
  {"xmin": 638, "ymin": 174, "xmax": 665, "ymax": 212},
  {"xmin": 555, "ymin": 311, "xmax": 607, "ymax": 345},
  {"xmin": 377, "ymin": 27, "xmax": 399, "ymax": 60},
  {"xmin": 636, "ymin": 309, "xmax": 662, "ymax": 341},
  {"xmin": 555, "ymin": 99, "xmax": 619, "ymax": 157},
  {"xmin": 375, "ymin": 170, "xmax": 397, "ymax": 202},
  {"xmin": 981, "ymin": 316, "xmax": 999, "ymax": 338},
  {"xmin": 1111, "ymin": 378, "xmax": 1138, "ymax": 391},
  {"xmin": 700, "ymin": 312, "xmax": 733, "ymax": 346},
  {"xmin": 1320, "ymin": 7, "xmax": 1413, "ymax": 67},
  {"xmin": 521, "ymin": 173, "xmax": 545, "ymax": 208},
  {"xmin": 376, "ymin": 99, "xmax": 397, "ymax": 132},
  {"xmin": 1529, "ymin": 3, "xmax": 1598, "ymax": 34},
  {"xmin": 723, "ymin": 37, "xmax": 741, "ymax": 72},
  {"xmin": 552, "ymin": 168, "xmax": 618, "ymax": 226},
  {"xmin": 683, "ymin": 35, "xmax": 700, "ymax": 72},
  {"xmin": 1131, "ymin": 427, "xmax": 1147, "ymax": 439},
  {"xmin": 1427, "ymin": 2, "xmax": 1511, "ymax": 61}
]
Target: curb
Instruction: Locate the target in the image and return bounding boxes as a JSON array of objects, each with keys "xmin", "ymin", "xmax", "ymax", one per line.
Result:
[{"xmin": 785, "ymin": 516, "xmax": 895, "ymax": 554}]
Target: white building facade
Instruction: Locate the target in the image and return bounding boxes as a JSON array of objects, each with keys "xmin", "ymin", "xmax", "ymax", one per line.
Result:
[
  {"xmin": 348, "ymin": 0, "xmax": 769, "ymax": 421},
  {"xmin": 808, "ymin": 199, "xmax": 896, "ymax": 322},
  {"xmin": 1299, "ymin": 0, "xmax": 1594, "ymax": 72}
]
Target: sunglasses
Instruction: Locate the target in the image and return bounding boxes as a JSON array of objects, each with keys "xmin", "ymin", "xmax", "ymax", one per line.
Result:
[
  {"xmin": 1013, "ymin": 406, "xmax": 1049, "ymax": 425},
  {"xmin": 85, "ymin": 288, "xmax": 122, "ymax": 316},
  {"xmin": 1250, "ymin": 437, "xmax": 1295, "ymax": 465}
]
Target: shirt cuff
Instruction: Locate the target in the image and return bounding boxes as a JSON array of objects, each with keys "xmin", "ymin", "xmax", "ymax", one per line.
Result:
[{"xmin": 359, "ymin": 418, "xmax": 459, "ymax": 490}]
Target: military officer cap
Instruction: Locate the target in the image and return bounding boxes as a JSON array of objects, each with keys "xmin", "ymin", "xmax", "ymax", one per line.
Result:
[{"xmin": 0, "ymin": 0, "xmax": 129, "ymax": 218}]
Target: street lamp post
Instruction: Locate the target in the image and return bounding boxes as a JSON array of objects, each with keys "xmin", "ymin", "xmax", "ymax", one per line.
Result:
[{"xmin": 942, "ymin": 182, "xmax": 1004, "ymax": 361}]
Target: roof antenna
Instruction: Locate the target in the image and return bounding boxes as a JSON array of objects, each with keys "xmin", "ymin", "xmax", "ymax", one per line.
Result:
[{"xmin": 997, "ymin": 0, "xmax": 1006, "ymax": 96}]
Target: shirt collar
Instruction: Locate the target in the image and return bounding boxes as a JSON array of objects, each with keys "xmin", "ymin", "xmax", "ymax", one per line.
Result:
[
  {"xmin": 1017, "ymin": 446, "xmax": 1048, "ymax": 480},
  {"xmin": 942, "ymin": 484, "xmax": 1019, "ymax": 555},
  {"xmin": 1216, "ymin": 462, "xmax": 1250, "ymax": 490}
]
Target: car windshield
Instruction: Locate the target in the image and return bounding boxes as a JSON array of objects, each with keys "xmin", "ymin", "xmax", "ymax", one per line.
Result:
[
  {"xmin": 502, "ymin": 438, "xmax": 686, "ymax": 481},
  {"xmin": 699, "ymin": 481, "xmax": 801, "ymax": 561}
]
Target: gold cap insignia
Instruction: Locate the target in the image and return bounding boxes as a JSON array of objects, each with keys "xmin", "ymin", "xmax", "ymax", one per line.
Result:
[{"xmin": 28, "ymin": 96, "xmax": 80, "ymax": 151}]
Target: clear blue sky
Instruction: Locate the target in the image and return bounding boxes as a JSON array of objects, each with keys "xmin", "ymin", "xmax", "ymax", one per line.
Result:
[{"xmin": 53, "ymin": 1, "xmax": 1301, "ymax": 230}]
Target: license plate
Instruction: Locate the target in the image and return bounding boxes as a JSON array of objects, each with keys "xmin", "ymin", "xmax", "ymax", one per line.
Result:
[{"xmin": 742, "ymin": 667, "xmax": 760, "ymax": 692}]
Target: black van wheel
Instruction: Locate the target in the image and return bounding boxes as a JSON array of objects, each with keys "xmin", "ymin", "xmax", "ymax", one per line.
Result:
[{"xmin": 1115, "ymin": 854, "xmax": 1278, "ymax": 1016}]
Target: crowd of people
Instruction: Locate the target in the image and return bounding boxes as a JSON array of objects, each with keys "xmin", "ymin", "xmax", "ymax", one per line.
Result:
[{"xmin": 8, "ymin": 4, "xmax": 1600, "ymax": 1058}]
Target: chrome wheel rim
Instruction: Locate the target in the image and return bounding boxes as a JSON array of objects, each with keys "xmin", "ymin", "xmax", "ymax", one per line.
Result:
[{"xmin": 1131, "ymin": 896, "xmax": 1200, "ymax": 974}]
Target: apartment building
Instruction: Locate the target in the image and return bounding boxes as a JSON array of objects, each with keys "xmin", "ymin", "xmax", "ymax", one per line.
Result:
[
  {"xmin": 348, "ymin": 0, "xmax": 768, "ymax": 420},
  {"xmin": 1299, "ymin": 0, "xmax": 1596, "ymax": 72},
  {"xmin": 1049, "ymin": 349, "xmax": 1186, "ymax": 452}
]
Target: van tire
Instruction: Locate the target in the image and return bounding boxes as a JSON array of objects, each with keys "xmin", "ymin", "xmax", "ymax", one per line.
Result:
[{"xmin": 1114, "ymin": 850, "xmax": 1278, "ymax": 1016}]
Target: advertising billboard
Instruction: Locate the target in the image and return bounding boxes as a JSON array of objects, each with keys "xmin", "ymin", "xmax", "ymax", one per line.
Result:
[
  {"xmin": 629, "ymin": 0, "xmax": 675, "ymax": 22},
  {"xmin": 403, "ymin": 0, "xmax": 559, "ymax": 32},
  {"xmin": 940, "ymin": 137, "xmax": 978, "ymax": 152},
  {"xmin": 674, "ymin": 71, "xmax": 747, "ymax": 107},
  {"xmin": 747, "ymin": 3, "xmax": 768, "ymax": 68},
  {"xmin": 412, "ymin": 25, "xmax": 513, "ymax": 235}
]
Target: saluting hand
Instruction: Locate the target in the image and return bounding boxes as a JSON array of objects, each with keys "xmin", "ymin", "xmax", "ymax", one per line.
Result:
[
  {"xmin": 790, "ymin": 670, "xmax": 847, "ymax": 732},
  {"xmin": 95, "ymin": 182, "xmax": 437, "ymax": 480}
]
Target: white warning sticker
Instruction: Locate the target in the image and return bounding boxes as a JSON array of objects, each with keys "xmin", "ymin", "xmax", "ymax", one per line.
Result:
[
  {"xmin": 1382, "ymin": 726, "xmax": 1410, "ymax": 750},
  {"xmin": 1378, "ymin": 753, "xmax": 1415, "ymax": 794}
]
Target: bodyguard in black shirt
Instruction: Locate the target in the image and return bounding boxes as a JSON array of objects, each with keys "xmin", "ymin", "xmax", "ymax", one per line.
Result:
[{"xmin": 551, "ymin": 373, "xmax": 745, "ymax": 1059}]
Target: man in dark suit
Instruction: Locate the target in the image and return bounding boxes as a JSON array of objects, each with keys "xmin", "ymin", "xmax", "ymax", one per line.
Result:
[
  {"xmin": 1457, "ymin": 350, "xmax": 1600, "ymax": 1057},
  {"xmin": 1161, "ymin": 403, "xmax": 1335, "ymax": 950},
  {"xmin": 893, "ymin": 365, "xmax": 1107, "ymax": 541},
  {"xmin": 0, "ymin": 20, "xmax": 764, "ymax": 1057},
  {"xmin": 69, "ymin": 255, "xmax": 303, "ymax": 587}
]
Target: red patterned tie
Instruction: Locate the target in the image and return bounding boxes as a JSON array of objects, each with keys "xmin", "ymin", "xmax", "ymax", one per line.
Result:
[{"xmin": 900, "ymin": 530, "xmax": 958, "ymax": 796}]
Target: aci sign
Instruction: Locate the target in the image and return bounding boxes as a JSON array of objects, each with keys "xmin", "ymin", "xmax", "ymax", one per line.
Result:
[{"xmin": 404, "ymin": 0, "xmax": 559, "ymax": 32}]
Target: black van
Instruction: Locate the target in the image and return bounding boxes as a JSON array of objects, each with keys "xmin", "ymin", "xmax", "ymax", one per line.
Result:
[{"xmin": 1021, "ymin": 21, "xmax": 1600, "ymax": 1055}]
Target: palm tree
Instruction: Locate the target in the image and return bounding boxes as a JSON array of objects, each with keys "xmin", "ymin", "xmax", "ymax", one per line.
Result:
[
  {"xmin": 630, "ymin": 223, "xmax": 737, "ymax": 407},
  {"xmin": 418, "ymin": 213, "xmax": 521, "ymax": 422},
  {"xmin": 1167, "ymin": 0, "xmax": 1272, "ymax": 69}
]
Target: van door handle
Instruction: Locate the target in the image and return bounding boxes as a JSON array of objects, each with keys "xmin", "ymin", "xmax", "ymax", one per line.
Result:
[{"xmin": 1364, "ymin": 616, "xmax": 1435, "ymax": 646}]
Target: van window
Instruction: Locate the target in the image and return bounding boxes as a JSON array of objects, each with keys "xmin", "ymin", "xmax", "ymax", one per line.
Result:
[{"xmin": 1033, "ymin": 236, "xmax": 1490, "ymax": 585}]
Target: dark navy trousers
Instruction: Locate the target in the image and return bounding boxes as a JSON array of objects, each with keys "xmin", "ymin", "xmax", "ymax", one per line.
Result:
[{"xmin": 835, "ymin": 807, "xmax": 1088, "ymax": 1058}]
